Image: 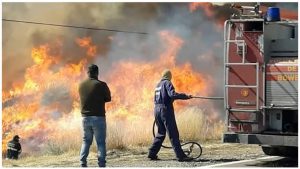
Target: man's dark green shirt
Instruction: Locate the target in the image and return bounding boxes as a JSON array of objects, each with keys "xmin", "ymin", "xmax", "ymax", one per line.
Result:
[{"xmin": 79, "ymin": 77, "xmax": 111, "ymax": 117}]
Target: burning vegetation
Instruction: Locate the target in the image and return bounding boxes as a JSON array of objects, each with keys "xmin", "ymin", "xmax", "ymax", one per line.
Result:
[
  {"xmin": 3, "ymin": 2, "xmax": 297, "ymax": 156},
  {"xmin": 3, "ymin": 29, "xmax": 222, "ymax": 155}
]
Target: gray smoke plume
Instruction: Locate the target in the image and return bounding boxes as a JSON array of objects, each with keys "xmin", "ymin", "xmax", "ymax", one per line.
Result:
[{"xmin": 3, "ymin": 2, "xmax": 298, "ymax": 116}]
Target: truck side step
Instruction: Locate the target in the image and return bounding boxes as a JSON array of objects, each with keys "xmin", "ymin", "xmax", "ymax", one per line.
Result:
[
  {"xmin": 229, "ymin": 109, "xmax": 259, "ymax": 113},
  {"xmin": 230, "ymin": 119, "xmax": 258, "ymax": 124}
]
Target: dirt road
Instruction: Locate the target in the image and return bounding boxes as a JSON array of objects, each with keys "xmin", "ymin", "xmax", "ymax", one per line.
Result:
[{"xmin": 3, "ymin": 140, "xmax": 273, "ymax": 167}]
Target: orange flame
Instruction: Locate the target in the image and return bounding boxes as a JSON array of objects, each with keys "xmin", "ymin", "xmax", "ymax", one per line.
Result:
[
  {"xmin": 2, "ymin": 30, "xmax": 218, "ymax": 154},
  {"xmin": 189, "ymin": 2, "xmax": 225, "ymax": 31},
  {"xmin": 189, "ymin": 2, "xmax": 214, "ymax": 17},
  {"xmin": 76, "ymin": 37, "xmax": 97, "ymax": 57}
]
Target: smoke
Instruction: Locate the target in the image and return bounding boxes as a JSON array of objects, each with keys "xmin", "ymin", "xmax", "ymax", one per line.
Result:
[
  {"xmin": 3, "ymin": 2, "xmax": 298, "ymax": 89},
  {"xmin": 3, "ymin": 2, "xmax": 298, "ymax": 153},
  {"xmin": 41, "ymin": 85, "xmax": 72, "ymax": 115},
  {"xmin": 97, "ymin": 3, "xmax": 226, "ymax": 114}
]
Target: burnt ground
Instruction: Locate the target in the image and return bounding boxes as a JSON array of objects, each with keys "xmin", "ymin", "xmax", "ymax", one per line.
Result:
[{"xmin": 2, "ymin": 140, "xmax": 298, "ymax": 167}]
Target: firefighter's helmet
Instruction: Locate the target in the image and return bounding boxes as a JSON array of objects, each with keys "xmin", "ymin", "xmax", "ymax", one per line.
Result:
[{"xmin": 13, "ymin": 135, "xmax": 20, "ymax": 141}]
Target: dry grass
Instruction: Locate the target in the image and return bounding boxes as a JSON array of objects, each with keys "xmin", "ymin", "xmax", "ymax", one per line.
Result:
[
  {"xmin": 107, "ymin": 120, "xmax": 153, "ymax": 149},
  {"xmin": 3, "ymin": 150, "xmax": 80, "ymax": 167},
  {"xmin": 18, "ymin": 106, "xmax": 224, "ymax": 157},
  {"xmin": 177, "ymin": 106, "xmax": 224, "ymax": 142}
]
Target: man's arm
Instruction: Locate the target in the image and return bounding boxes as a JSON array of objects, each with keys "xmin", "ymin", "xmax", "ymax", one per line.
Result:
[
  {"xmin": 104, "ymin": 83, "xmax": 111, "ymax": 102},
  {"xmin": 165, "ymin": 81, "xmax": 191, "ymax": 100}
]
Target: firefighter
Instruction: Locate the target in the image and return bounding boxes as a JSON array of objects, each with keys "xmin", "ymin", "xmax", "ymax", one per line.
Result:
[
  {"xmin": 148, "ymin": 69, "xmax": 193, "ymax": 162},
  {"xmin": 6, "ymin": 135, "xmax": 22, "ymax": 160}
]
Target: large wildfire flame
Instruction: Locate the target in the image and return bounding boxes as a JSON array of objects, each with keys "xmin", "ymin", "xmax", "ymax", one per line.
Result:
[{"xmin": 3, "ymin": 30, "xmax": 217, "ymax": 154}]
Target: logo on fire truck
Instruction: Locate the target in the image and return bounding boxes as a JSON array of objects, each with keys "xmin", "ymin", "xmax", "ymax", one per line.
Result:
[{"xmin": 241, "ymin": 89, "xmax": 249, "ymax": 97}]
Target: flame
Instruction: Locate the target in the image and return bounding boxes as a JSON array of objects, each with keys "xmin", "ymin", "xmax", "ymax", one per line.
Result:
[
  {"xmin": 2, "ymin": 30, "xmax": 218, "ymax": 154},
  {"xmin": 189, "ymin": 2, "xmax": 214, "ymax": 17},
  {"xmin": 189, "ymin": 2, "xmax": 224, "ymax": 31},
  {"xmin": 76, "ymin": 37, "xmax": 97, "ymax": 57}
]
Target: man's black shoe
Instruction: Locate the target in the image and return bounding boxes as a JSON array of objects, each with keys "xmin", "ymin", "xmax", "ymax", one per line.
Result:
[
  {"xmin": 147, "ymin": 154, "xmax": 159, "ymax": 161},
  {"xmin": 81, "ymin": 164, "xmax": 87, "ymax": 167},
  {"xmin": 178, "ymin": 156, "xmax": 194, "ymax": 162}
]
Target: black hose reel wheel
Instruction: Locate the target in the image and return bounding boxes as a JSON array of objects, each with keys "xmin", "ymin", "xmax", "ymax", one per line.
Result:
[{"xmin": 152, "ymin": 121, "xmax": 203, "ymax": 159}]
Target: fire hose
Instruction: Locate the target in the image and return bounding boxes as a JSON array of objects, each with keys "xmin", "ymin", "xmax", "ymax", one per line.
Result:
[{"xmin": 152, "ymin": 95, "xmax": 224, "ymax": 160}]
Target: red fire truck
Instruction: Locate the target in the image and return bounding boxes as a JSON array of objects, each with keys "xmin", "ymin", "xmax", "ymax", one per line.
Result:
[{"xmin": 222, "ymin": 6, "xmax": 298, "ymax": 156}]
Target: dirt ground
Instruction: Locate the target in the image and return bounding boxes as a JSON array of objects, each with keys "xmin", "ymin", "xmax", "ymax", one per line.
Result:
[{"xmin": 3, "ymin": 140, "xmax": 271, "ymax": 167}]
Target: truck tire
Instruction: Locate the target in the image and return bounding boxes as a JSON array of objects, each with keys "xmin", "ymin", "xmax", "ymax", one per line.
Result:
[
  {"xmin": 261, "ymin": 146, "xmax": 280, "ymax": 156},
  {"xmin": 278, "ymin": 146, "xmax": 298, "ymax": 157},
  {"xmin": 262, "ymin": 146, "xmax": 298, "ymax": 157}
]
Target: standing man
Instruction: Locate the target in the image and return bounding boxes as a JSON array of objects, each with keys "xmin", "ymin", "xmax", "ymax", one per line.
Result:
[
  {"xmin": 148, "ymin": 69, "xmax": 193, "ymax": 162},
  {"xmin": 79, "ymin": 64, "xmax": 111, "ymax": 167},
  {"xmin": 6, "ymin": 135, "xmax": 22, "ymax": 160}
]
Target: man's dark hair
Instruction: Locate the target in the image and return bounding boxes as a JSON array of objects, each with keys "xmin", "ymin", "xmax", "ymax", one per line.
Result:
[{"xmin": 88, "ymin": 64, "xmax": 99, "ymax": 77}]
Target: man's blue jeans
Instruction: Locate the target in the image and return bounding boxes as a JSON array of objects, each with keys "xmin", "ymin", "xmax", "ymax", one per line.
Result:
[{"xmin": 80, "ymin": 116, "xmax": 106, "ymax": 167}]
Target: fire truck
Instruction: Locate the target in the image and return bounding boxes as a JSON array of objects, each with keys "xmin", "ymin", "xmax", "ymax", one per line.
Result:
[{"xmin": 222, "ymin": 5, "xmax": 298, "ymax": 156}]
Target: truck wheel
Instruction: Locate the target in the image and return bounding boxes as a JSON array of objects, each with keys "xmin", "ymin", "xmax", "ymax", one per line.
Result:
[
  {"xmin": 261, "ymin": 146, "xmax": 280, "ymax": 156},
  {"xmin": 278, "ymin": 146, "xmax": 298, "ymax": 157}
]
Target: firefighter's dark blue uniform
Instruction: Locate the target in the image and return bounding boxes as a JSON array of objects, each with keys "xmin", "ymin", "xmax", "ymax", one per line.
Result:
[
  {"xmin": 149, "ymin": 78, "xmax": 190, "ymax": 159},
  {"xmin": 6, "ymin": 135, "xmax": 22, "ymax": 160}
]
